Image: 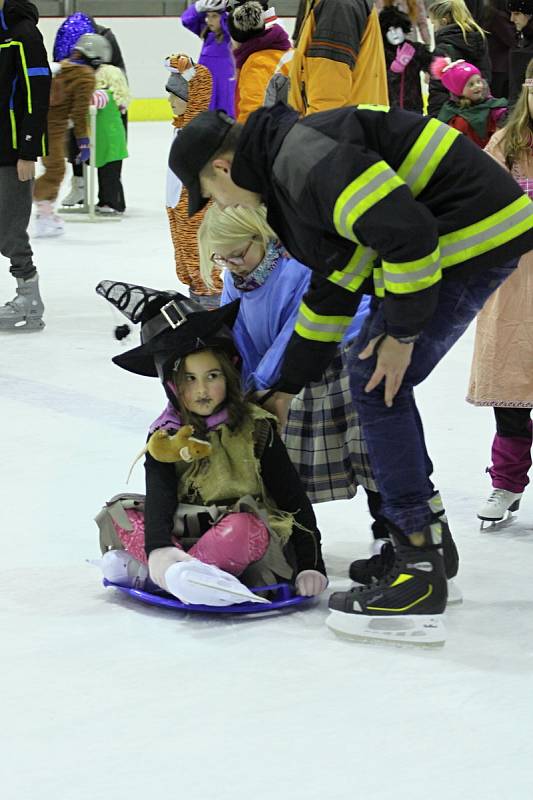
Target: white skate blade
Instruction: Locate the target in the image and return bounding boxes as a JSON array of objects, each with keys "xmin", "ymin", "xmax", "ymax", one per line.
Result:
[
  {"xmin": 446, "ymin": 579, "xmax": 463, "ymax": 605},
  {"xmin": 188, "ymin": 577, "xmax": 271, "ymax": 605},
  {"xmin": 326, "ymin": 610, "xmax": 446, "ymax": 647},
  {"xmin": 479, "ymin": 511, "xmax": 517, "ymax": 531}
]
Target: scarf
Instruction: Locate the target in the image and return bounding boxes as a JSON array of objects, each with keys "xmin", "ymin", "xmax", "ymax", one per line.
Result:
[
  {"xmin": 149, "ymin": 402, "xmax": 228, "ymax": 434},
  {"xmin": 231, "ymin": 239, "xmax": 283, "ymax": 291},
  {"xmin": 233, "ymin": 24, "xmax": 291, "ymax": 70}
]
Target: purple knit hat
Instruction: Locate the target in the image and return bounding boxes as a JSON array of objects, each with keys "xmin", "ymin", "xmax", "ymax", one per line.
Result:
[{"xmin": 53, "ymin": 12, "xmax": 95, "ymax": 61}]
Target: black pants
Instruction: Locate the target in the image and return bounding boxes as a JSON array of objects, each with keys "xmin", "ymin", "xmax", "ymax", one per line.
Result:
[
  {"xmin": 494, "ymin": 407, "xmax": 532, "ymax": 439},
  {"xmin": 97, "ymin": 160, "xmax": 125, "ymax": 212}
]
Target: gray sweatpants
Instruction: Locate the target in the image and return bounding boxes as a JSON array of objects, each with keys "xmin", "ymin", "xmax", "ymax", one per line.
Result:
[{"xmin": 0, "ymin": 165, "xmax": 35, "ymax": 280}]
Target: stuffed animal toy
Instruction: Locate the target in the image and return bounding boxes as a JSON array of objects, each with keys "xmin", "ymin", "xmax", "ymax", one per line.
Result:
[{"xmin": 147, "ymin": 425, "xmax": 212, "ymax": 463}]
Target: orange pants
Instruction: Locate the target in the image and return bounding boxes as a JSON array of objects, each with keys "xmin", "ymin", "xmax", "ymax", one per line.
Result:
[{"xmin": 167, "ymin": 189, "xmax": 222, "ymax": 297}]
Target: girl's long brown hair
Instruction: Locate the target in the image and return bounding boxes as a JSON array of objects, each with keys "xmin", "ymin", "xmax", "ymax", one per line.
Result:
[
  {"xmin": 173, "ymin": 347, "xmax": 250, "ymax": 437},
  {"xmin": 499, "ymin": 59, "xmax": 533, "ymax": 170}
]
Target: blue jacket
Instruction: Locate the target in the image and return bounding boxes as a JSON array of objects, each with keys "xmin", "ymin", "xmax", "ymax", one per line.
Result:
[{"xmin": 221, "ymin": 253, "xmax": 370, "ymax": 391}]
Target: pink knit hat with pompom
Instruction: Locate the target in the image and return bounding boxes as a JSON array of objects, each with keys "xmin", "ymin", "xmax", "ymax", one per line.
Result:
[{"xmin": 431, "ymin": 57, "xmax": 481, "ymax": 96}]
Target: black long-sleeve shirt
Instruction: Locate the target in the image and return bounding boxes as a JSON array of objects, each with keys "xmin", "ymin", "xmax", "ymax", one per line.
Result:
[{"xmin": 144, "ymin": 421, "xmax": 326, "ymax": 577}]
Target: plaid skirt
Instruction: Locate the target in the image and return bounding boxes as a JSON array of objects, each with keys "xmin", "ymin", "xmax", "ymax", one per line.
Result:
[{"xmin": 282, "ymin": 350, "xmax": 377, "ymax": 503}]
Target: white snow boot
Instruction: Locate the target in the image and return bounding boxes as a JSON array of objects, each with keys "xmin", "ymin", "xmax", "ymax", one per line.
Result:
[
  {"xmin": 61, "ymin": 176, "xmax": 85, "ymax": 207},
  {"xmin": 164, "ymin": 561, "xmax": 271, "ymax": 606},
  {"xmin": 34, "ymin": 200, "xmax": 65, "ymax": 238},
  {"xmin": 478, "ymin": 488, "xmax": 522, "ymax": 526},
  {"xmin": 101, "ymin": 549, "xmax": 149, "ymax": 589},
  {"xmin": 0, "ymin": 273, "xmax": 45, "ymax": 332}
]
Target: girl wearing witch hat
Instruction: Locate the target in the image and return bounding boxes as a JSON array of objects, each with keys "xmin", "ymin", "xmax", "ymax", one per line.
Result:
[{"xmin": 94, "ymin": 281, "xmax": 327, "ymax": 604}]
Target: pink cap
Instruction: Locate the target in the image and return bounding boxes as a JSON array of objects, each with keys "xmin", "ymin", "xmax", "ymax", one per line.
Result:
[{"xmin": 431, "ymin": 57, "xmax": 481, "ymax": 96}]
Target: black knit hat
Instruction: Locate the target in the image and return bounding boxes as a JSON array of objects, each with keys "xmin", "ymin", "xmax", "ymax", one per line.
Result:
[
  {"xmin": 228, "ymin": 1, "xmax": 265, "ymax": 43},
  {"xmin": 379, "ymin": 6, "xmax": 413, "ymax": 35},
  {"xmin": 96, "ymin": 280, "xmax": 240, "ymax": 382},
  {"xmin": 508, "ymin": 0, "xmax": 533, "ymax": 12}
]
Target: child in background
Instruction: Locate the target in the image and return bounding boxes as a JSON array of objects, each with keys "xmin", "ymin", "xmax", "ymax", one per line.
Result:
[
  {"xmin": 165, "ymin": 54, "xmax": 222, "ymax": 308},
  {"xmin": 180, "ymin": 0, "xmax": 235, "ymax": 116},
  {"xmin": 228, "ymin": 0, "xmax": 291, "ymax": 124},
  {"xmin": 431, "ymin": 56, "xmax": 507, "ymax": 146},
  {"xmin": 379, "ymin": 6, "xmax": 432, "ymax": 114},
  {"xmin": 375, "ymin": 0, "xmax": 431, "ymax": 45},
  {"xmin": 467, "ymin": 61, "xmax": 533, "ymax": 523},
  {"xmin": 92, "ymin": 63, "xmax": 131, "ymax": 214},
  {"xmin": 427, "ymin": 0, "xmax": 491, "ymax": 116},
  {"xmin": 96, "ymin": 281, "xmax": 327, "ymax": 603},
  {"xmin": 33, "ymin": 33, "xmax": 110, "ymax": 237}
]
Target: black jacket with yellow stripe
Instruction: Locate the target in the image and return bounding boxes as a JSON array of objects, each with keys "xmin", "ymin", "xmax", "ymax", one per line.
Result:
[
  {"xmin": 0, "ymin": 0, "xmax": 50, "ymax": 166},
  {"xmin": 231, "ymin": 103, "xmax": 533, "ymax": 393}
]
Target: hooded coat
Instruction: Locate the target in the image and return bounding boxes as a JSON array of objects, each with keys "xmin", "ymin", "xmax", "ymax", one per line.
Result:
[
  {"xmin": 0, "ymin": 0, "xmax": 51, "ymax": 166},
  {"xmin": 428, "ymin": 23, "xmax": 491, "ymax": 116}
]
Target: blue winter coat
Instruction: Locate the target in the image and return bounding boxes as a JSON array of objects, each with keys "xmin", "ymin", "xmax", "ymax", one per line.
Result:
[
  {"xmin": 180, "ymin": 7, "xmax": 235, "ymax": 116},
  {"xmin": 221, "ymin": 253, "xmax": 370, "ymax": 391}
]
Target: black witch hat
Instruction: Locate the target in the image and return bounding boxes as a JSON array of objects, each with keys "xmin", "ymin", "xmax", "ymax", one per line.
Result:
[{"xmin": 96, "ymin": 281, "xmax": 241, "ymax": 383}]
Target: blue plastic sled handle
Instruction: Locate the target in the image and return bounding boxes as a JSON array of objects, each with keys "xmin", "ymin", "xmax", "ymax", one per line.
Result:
[{"xmin": 102, "ymin": 578, "xmax": 314, "ymax": 614}]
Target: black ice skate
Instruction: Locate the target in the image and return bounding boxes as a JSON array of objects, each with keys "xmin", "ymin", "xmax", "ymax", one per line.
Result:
[
  {"xmin": 328, "ymin": 528, "xmax": 448, "ymax": 646},
  {"xmin": 349, "ymin": 493, "xmax": 462, "ymax": 604}
]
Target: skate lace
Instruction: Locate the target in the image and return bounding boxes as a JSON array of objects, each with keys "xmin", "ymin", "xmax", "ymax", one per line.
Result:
[
  {"xmin": 486, "ymin": 489, "xmax": 513, "ymax": 506},
  {"xmin": 349, "ymin": 543, "xmax": 396, "ymax": 593}
]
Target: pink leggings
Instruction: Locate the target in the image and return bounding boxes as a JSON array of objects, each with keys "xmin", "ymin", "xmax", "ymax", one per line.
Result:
[{"xmin": 112, "ymin": 510, "xmax": 269, "ymax": 576}]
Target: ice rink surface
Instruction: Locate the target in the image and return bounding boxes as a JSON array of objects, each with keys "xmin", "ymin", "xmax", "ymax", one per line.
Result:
[{"xmin": 2, "ymin": 123, "xmax": 533, "ymax": 800}]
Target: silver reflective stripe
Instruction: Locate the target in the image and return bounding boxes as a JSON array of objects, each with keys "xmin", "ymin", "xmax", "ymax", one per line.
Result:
[
  {"xmin": 272, "ymin": 123, "xmax": 337, "ymax": 202},
  {"xmin": 440, "ymin": 202, "xmax": 533, "ymax": 265},
  {"xmin": 331, "ymin": 245, "xmax": 376, "ymax": 290},
  {"xmin": 295, "ymin": 311, "xmax": 347, "ymax": 337},
  {"xmin": 337, "ymin": 165, "xmax": 399, "ymax": 237},
  {"xmin": 398, "ymin": 121, "xmax": 455, "ymax": 197},
  {"xmin": 383, "ymin": 259, "xmax": 440, "ymax": 285}
]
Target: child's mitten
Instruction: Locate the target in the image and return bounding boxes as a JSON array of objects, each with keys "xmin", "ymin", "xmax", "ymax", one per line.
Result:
[{"xmin": 390, "ymin": 42, "xmax": 416, "ymax": 74}]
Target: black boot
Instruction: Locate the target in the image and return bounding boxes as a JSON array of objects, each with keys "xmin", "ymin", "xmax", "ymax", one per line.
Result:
[{"xmin": 328, "ymin": 527, "xmax": 448, "ymax": 645}]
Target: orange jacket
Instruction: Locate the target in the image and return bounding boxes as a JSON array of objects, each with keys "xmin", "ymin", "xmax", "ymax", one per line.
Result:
[{"xmin": 288, "ymin": 0, "xmax": 388, "ymax": 114}]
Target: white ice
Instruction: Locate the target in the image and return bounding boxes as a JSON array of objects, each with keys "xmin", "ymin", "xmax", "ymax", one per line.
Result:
[{"xmin": 2, "ymin": 123, "xmax": 533, "ymax": 800}]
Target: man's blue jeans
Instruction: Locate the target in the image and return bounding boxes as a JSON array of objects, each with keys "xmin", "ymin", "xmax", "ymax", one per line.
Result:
[{"xmin": 345, "ymin": 261, "xmax": 518, "ymax": 536}]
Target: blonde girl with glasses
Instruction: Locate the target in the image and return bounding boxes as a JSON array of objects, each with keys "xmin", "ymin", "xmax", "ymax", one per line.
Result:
[
  {"xmin": 468, "ymin": 58, "xmax": 533, "ymax": 524},
  {"xmin": 427, "ymin": 0, "xmax": 491, "ymax": 116},
  {"xmin": 199, "ymin": 203, "xmax": 391, "ymax": 552}
]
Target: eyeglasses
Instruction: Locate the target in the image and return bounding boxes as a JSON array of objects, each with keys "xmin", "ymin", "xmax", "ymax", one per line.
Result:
[{"xmin": 210, "ymin": 239, "xmax": 256, "ymax": 268}]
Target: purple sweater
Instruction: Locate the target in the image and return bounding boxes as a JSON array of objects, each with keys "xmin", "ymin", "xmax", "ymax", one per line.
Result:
[{"xmin": 180, "ymin": 7, "xmax": 235, "ymax": 115}]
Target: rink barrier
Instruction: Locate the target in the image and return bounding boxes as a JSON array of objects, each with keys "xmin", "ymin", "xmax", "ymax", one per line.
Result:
[{"xmin": 129, "ymin": 98, "xmax": 174, "ymax": 122}]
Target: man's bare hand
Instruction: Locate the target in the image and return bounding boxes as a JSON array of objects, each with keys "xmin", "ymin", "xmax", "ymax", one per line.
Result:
[
  {"xmin": 358, "ymin": 335, "xmax": 414, "ymax": 407},
  {"xmin": 17, "ymin": 160, "xmax": 35, "ymax": 182},
  {"xmin": 261, "ymin": 391, "xmax": 294, "ymax": 427}
]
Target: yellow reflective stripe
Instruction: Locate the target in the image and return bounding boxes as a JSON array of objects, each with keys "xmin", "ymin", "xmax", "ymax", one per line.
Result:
[
  {"xmin": 327, "ymin": 245, "xmax": 376, "ymax": 292},
  {"xmin": 9, "ymin": 109, "xmax": 17, "ymax": 148},
  {"xmin": 41, "ymin": 133, "xmax": 46, "ymax": 156},
  {"xmin": 440, "ymin": 194, "xmax": 533, "ymax": 267},
  {"xmin": 0, "ymin": 40, "xmax": 32, "ymax": 113},
  {"xmin": 398, "ymin": 119, "xmax": 460, "ymax": 198},
  {"xmin": 382, "ymin": 246, "xmax": 441, "ymax": 294},
  {"xmin": 373, "ymin": 267, "xmax": 385, "ymax": 297},
  {"xmin": 333, "ymin": 161, "xmax": 405, "ymax": 241},
  {"xmin": 390, "ymin": 573, "xmax": 414, "ymax": 587},
  {"xmin": 356, "ymin": 104, "xmax": 390, "ymax": 112},
  {"xmin": 367, "ymin": 583, "xmax": 433, "ymax": 612},
  {"xmin": 294, "ymin": 303, "xmax": 353, "ymax": 343}
]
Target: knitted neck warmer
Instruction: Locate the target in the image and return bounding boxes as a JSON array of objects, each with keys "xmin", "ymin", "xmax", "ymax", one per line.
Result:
[
  {"xmin": 150, "ymin": 401, "xmax": 228, "ymax": 434},
  {"xmin": 231, "ymin": 239, "xmax": 282, "ymax": 291}
]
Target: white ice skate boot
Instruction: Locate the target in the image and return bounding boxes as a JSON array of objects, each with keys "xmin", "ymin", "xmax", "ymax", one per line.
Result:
[
  {"xmin": 61, "ymin": 176, "xmax": 85, "ymax": 207},
  {"xmin": 0, "ymin": 274, "xmax": 45, "ymax": 332},
  {"xmin": 101, "ymin": 549, "xmax": 149, "ymax": 589},
  {"xmin": 478, "ymin": 488, "xmax": 522, "ymax": 527},
  {"xmin": 34, "ymin": 201, "xmax": 65, "ymax": 238}
]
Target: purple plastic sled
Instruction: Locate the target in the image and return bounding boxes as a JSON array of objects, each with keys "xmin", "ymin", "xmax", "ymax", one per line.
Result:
[{"xmin": 102, "ymin": 579, "xmax": 314, "ymax": 614}]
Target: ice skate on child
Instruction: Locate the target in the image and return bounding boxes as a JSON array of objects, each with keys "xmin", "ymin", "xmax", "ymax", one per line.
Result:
[{"xmin": 94, "ymin": 280, "xmax": 328, "ymax": 607}]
